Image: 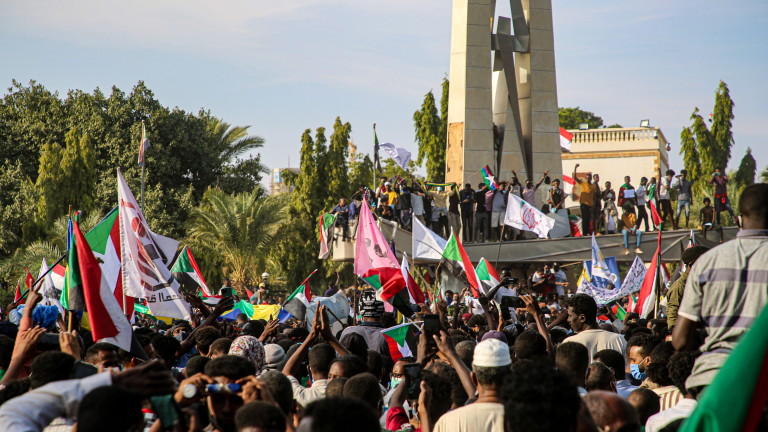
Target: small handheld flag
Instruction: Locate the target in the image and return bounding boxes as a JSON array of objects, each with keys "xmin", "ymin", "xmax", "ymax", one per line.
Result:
[{"xmin": 480, "ymin": 165, "xmax": 498, "ymax": 191}]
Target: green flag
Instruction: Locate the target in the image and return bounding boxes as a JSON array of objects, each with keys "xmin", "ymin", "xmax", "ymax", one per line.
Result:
[
  {"xmin": 679, "ymin": 303, "xmax": 768, "ymax": 432},
  {"xmin": 61, "ymin": 216, "xmax": 85, "ymax": 310}
]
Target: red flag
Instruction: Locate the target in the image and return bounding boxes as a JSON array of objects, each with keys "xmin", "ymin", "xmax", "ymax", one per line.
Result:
[
  {"xmin": 245, "ymin": 288, "xmax": 255, "ymax": 299},
  {"xmin": 13, "ymin": 283, "xmax": 24, "ymax": 305},
  {"xmin": 24, "ymin": 268, "xmax": 34, "ymax": 290},
  {"xmin": 649, "ymin": 201, "xmax": 663, "ymax": 227},
  {"xmin": 633, "ymin": 230, "xmax": 662, "ymax": 317}
]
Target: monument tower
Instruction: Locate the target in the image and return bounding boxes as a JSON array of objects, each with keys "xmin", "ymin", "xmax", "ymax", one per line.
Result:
[{"xmin": 446, "ymin": 0, "xmax": 562, "ymax": 204}]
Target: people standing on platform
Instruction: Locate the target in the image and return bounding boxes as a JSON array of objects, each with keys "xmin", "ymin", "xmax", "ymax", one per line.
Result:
[
  {"xmin": 547, "ymin": 178, "xmax": 565, "ymax": 214},
  {"xmin": 602, "ymin": 181, "xmax": 618, "ymax": 234},
  {"xmin": 673, "ymin": 170, "xmax": 693, "ymax": 228},
  {"xmin": 708, "ymin": 167, "xmax": 737, "ymax": 226},
  {"xmin": 490, "ymin": 181, "xmax": 509, "ymax": 242},
  {"xmin": 636, "ymin": 177, "xmax": 651, "ymax": 232},
  {"xmin": 658, "ymin": 169, "xmax": 678, "ymax": 230},
  {"xmin": 460, "ymin": 183, "xmax": 475, "ymax": 242},
  {"xmin": 647, "ymin": 176, "xmax": 658, "ymax": 225},
  {"xmin": 593, "ymin": 174, "xmax": 603, "ymax": 234},
  {"xmin": 474, "ymin": 182, "xmax": 490, "ymax": 243},
  {"xmin": 621, "ymin": 203, "xmax": 643, "ymax": 255},
  {"xmin": 618, "ymin": 176, "xmax": 636, "ymax": 209},
  {"xmin": 573, "ymin": 164, "xmax": 596, "ymax": 236},
  {"xmin": 699, "ymin": 197, "xmax": 715, "ymax": 233}
]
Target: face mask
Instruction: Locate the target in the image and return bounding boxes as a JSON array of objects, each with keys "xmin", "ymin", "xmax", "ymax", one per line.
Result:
[
  {"xmin": 390, "ymin": 377, "xmax": 403, "ymax": 388},
  {"xmin": 629, "ymin": 363, "xmax": 647, "ymax": 380},
  {"xmin": 173, "ymin": 332, "xmax": 187, "ymax": 342}
]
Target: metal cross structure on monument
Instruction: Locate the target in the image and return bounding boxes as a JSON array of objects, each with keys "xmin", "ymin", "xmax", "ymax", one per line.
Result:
[{"xmin": 445, "ymin": 0, "xmax": 562, "ymax": 207}]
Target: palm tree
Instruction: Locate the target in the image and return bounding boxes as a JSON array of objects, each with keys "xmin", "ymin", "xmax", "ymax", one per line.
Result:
[
  {"xmin": 208, "ymin": 119, "xmax": 265, "ymax": 166},
  {"xmin": 187, "ymin": 188, "xmax": 288, "ymax": 295}
]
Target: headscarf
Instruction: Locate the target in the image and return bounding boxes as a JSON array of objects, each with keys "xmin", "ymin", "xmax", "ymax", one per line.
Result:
[{"xmin": 228, "ymin": 335, "xmax": 265, "ymax": 372}]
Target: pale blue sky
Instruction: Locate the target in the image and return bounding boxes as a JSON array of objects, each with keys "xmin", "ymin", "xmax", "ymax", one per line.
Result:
[{"xmin": 1, "ymin": 1, "xmax": 766, "ymax": 184}]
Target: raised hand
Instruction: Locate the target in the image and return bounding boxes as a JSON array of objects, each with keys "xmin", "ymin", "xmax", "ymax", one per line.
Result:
[
  {"xmin": 12, "ymin": 326, "xmax": 46, "ymax": 361},
  {"xmin": 212, "ymin": 297, "xmax": 235, "ymax": 317},
  {"xmin": 59, "ymin": 330, "xmax": 81, "ymax": 360}
]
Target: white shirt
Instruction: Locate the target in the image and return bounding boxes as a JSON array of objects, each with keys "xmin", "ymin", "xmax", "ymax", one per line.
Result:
[
  {"xmin": 0, "ymin": 372, "xmax": 112, "ymax": 431},
  {"xmin": 565, "ymin": 329, "xmax": 627, "ymax": 360},
  {"xmin": 636, "ymin": 185, "xmax": 647, "ymax": 205},
  {"xmin": 645, "ymin": 399, "xmax": 698, "ymax": 432},
  {"xmin": 433, "ymin": 402, "xmax": 505, "ymax": 432},
  {"xmin": 658, "ymin": 177, "xmax": 671, "ymax": 200},
  {"xmin": 411, "ymin": 194, "xmax": 425, "ymax": 216}
]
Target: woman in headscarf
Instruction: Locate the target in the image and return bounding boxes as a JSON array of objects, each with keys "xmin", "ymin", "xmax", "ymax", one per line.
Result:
[{"xmin": 228, "ymin": 335, "xmax": 265, "ymax": 373}]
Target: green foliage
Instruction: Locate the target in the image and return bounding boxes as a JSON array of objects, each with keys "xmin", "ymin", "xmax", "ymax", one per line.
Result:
[
  {"xmin": 36, "ymin": 128, "xmax": 97, "ymax": 226},
  {"xmin": 0, "ymin": 80, "xmax": 266, "ymax": 292},
  {"xmin": 683, "ymin": 82, "xmax": 736, "ymax": 195},
  {"xmin": 558, "ymin": 107, "xmax": 604, "ymax": 129},
  {"xmin": 679, "ymin": 126, "xmax": 702, "ymax": 195},
  {"xmin": 380, "ymin": 158, "xmax": 418, "ymax": 180},
  {"xmin": 326, "ymin": 117, "xmax": 352, "ymax": 208},
  {"xmin": 711, "ymin": 81, "xmax": 735, "ymax": 171},
  {"xmin": 349, "ymin": 153, "xmax": 375, "ymax": 190},
  {"xmin": 733, "ymin": 148, "xmax": 756, "ymax": 187},
  {"xmin": 187, "ymin": 188, "xmax": 288, "ymax": 295},
  {"xmin": 761, "ymin": 167, "xmax": 768, "ymax": 183},
  {"xmin": 413, "ymin": 80, "xmax": 448, "ymax": 182}
]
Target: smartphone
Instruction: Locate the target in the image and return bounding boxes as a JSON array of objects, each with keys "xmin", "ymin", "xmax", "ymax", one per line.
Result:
[
  {"xmin": 501, "ymin": 296, "xmax": 525, "ymax": 310},
  {"xmin": 423, "ymin": 314, "xmax": 440, "ymax": 342},
  {"xmin": 404, "ymin": 363, "xmax": 421, "ymax": 400},
  {"xmin": 37, "ymin": 333, "xmax": 60, "ymax": 351}
]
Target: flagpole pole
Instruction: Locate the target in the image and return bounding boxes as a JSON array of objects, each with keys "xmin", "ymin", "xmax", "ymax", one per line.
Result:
[{"xmin": 372, "ymin": 123, "xmax": 377, "ymax": 190}]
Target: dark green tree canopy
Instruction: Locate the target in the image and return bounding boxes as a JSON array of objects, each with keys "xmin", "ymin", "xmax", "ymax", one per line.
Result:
[
  {"xmin": 734, "ymin": 147, "xmax": 756, "ymax": 188},
  {"xmin": 558, "ymin": 107, "xmax": 604, "ymax": 130}
]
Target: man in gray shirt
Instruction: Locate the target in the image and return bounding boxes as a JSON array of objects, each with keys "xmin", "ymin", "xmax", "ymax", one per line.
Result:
[
  {"xmin": 673, "ymin": 169, "xmax": 694, "ymax": 227},
  {"xmin": 672, "ymin": 183, "xmax": 768, "ymax": 396}
]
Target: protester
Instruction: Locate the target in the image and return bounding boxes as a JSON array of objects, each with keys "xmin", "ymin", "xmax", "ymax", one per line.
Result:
[
  {"xmin": 699, "ymin": 197, "xmax": 715, "ymax": 233},
  {"xmin": 565, "ymin": 294, "xmax": 627, "ymax": 360},
  {"xmin": 673, "ymin": 183, "xmax": 768, "ymax": 396},
  {"xmin": 708, "ymin": 166, "xmax": 736, "ymax": 226},
  {"xmin": 594, "ymin": 349, "xmax": 638, "ymax": 398},
  {"xmin": 627, "ymin": 388, "xmax": 660, "ymax": 427},
  {"xmin": 573, "ymin": 164, "xmax": 596, "ymax": 235},
  {"xmin": 644, "ymin": 350, "xmax": 699, "ymax": 432},
  {"xmin": 665, "ymin": 246, "xmax": 709, "ymax": 328},
  {"xmin": 547, "ymin": 178, "xmax": 564, "ymax": 213},
  {"xmin": 672, "ymin": 170, "xmax": 693, "ymax": 227},
  {"xmin": 489, "ymin": 181, "xmax": 509, "ymax": 241},
  {"xmin": 635, "ymin": 177, "xmax": 651, "ymax": 232},
  {"xmin": 459, "ymin": 184, "xmax": 475, "ymax": 242},
  {"xmin": 602, "ymin": 181, "xmax": 618, "ymax": 234},
  {"xmin": 620, "ymin": 203, "xmax": 643, "ymax": 255},
  {"xmin": 583, "ymin": 391, "xmax": 642, "ymax": 432},
  {"xmin": 657, "ymin": 169, "xmax": 678, "ymax": 230}
]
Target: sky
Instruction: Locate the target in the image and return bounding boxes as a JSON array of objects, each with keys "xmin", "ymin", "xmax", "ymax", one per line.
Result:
[{"xmin": 1, "ymin": 0, "xmax": 766, "ymax": 185}]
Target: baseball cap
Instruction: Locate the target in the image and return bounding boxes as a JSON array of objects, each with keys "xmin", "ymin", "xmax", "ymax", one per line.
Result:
[{"xmin": 472, "ymin": 338, "xmax": 511, "ymax": 367}]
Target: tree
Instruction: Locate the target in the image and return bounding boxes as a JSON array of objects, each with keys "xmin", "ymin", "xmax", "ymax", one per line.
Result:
[
  {"xmin": 711, "ymin": 81, "xmax": 735, "ymax": 171},
  {"xmin": 558, "ymin": 107, "xmax": 604, "ymax": 129},
  {"xmin": 679, "ymin": 126, "xmax": 702, "ymax": 194},
  {"xmin": 187, "ymin": 188, "xmax": 288, "ymax": 295},
  {"xmin": 688, "ymin": 108, "xmax": 716, "ymax": 193},
  {"xmin": 761, "ymin": 167, "xmax": 768, "ymax": 183},
  {"xmin": 326, "ymin": 117, "xmax": 352, "ymax": 208},
  {"xmin": 413, "ymin": 83, "xmax": 447, "ymax": 182},
  {"xmin": 35, "ymin": 128, "xmax": 96, "ymax": 225},
  {"xmin": 733, "ymin": 148, "xmax": 756, "ymax": 187},
  {"xmin": 349, "ymin": 153, "xmax": 375, "ymax": 191}
]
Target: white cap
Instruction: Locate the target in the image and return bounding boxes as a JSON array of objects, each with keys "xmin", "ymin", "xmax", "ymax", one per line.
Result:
[
  {"xmin": 385, "ymin": 181, "xmax": 391, "ymax": 186},
  {"xmin": 472, "ymin": 338, "xmax": 511, "ymax": 367},
  {"xmin": 261, "ymin": 272, "xmax": 270, "ymax": 279}
]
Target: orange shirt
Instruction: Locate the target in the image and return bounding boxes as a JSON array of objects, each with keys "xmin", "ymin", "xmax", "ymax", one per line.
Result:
[{"xmin": 579, "ymin": 182, "xmax": 596, "ymax": 207}]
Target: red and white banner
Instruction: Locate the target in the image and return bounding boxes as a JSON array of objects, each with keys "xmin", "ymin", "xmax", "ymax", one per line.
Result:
[
  {"xmin": 118, "ymin": 169, "xmax": 190, "ymax": 320},
  {"xmin": 559, "ymin": 127, "xmax": 573, "ymax": 151},
  {"xmin": 504, "ymin": 193, "xmax": 555, "ymax": 239}
]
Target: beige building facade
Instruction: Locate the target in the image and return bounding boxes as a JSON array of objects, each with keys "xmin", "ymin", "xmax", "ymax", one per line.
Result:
[{"xmin": 561, "ymin": 127, "xmax": 670, "ymax": 207}]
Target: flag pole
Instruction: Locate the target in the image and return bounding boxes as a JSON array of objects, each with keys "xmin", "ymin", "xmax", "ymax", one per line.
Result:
[{"xmin": 372, "ymin": 123, "xmax": 377, "ymax": 190}]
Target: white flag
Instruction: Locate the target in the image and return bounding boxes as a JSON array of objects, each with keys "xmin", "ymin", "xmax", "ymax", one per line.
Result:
[
  {"xmin": 503, "ymin": 193, "xmax": 555, "ymax": 239},
  {"xmin": 378, "ymin": 142, "xmax": 412, "ymax": 170},
  {"xmin": 590, "ymin": 234, "xmax": 614, "ymax": 283},
  {"xmin": 118, "ymin": 169, "xmax": 190, "ymax": 320},
  {"xmin": 412, "ymin": 217, "xmax": 447, "ymax": 261}
]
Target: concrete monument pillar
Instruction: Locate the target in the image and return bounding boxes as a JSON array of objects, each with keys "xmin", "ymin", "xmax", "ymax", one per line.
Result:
[{"xmin": 445, "ymin": 0, "xmax": 495, "ymax": 187}]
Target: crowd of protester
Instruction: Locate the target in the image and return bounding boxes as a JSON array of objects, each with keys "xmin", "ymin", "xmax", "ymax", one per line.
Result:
[
  {"xmin": 327, "ymin": 166, "xmax": 740, "ymax": 247},
  {"xmin": 0, "ymin": 183, "xmax": 763, "ymax": 432}
]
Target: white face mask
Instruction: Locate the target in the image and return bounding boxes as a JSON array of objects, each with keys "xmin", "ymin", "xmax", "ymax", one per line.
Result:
[{"xmin": 390, "ymin": 377, "xmax": 403, "ymax": 388}]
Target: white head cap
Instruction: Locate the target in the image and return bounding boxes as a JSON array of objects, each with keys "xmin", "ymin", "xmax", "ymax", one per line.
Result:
[
  {"xmin": 261, "ymin": 272, "xmax": 270, "ymax": 279},
  {"xmin": 472, "ymin": 338, "xmax": 511, "ymax": 367}
]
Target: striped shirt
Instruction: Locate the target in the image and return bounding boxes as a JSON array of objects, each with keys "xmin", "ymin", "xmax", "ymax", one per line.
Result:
[
  {"xmin": 653, "ymin": 385, "xmax": 683, "ymax": 412},
  {"xmin": 678, "ymin": 229, "xmax": 768, "ymax": 389}
]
